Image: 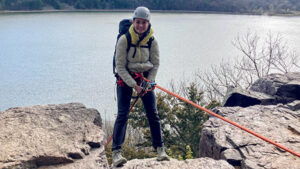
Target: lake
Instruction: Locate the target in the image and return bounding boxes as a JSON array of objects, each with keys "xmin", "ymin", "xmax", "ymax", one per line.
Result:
[{"xmin": 1, "ymin": 12, "xmax": 300, "ymax": 120}]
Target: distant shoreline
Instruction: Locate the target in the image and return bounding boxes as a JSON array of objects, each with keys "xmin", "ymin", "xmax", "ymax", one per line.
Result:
[{"xmin": 1, "ymin": 9, "xmax": 300, "ymax": 17}]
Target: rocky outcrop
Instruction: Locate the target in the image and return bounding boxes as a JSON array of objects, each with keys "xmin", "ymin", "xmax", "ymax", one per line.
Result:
[
  {"xmin": 200, "ymin": 73, "xmax": 300, "ymax": 169},
  {"xmin": 250, "ymin": 72, "xmax": 300, "ymax": 103},
  {"xmin": 199, "ymin": 104, "xmax": 300, "ymax": 168},
  {"xmin": 113, "ymin": 157, "xmax": 234, "ymax": 169},
  {"xmin": 0, "ymin": 102, "xmax": 241, "ymax": 169},
  {"xmin": 223, "ymin": 72, "xmax": 300, "ymax": 107},
  {"xmin": 222, "ymin": 87, "xmax": 275, "ymax": 107},
  {"xmin": 0, "ymin": 103, "xmax": 108, "ymax": 169}
]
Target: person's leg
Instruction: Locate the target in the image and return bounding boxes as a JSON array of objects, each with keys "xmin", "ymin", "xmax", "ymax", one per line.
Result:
[
  {"xmin": 112, "ymin": 85, "xmax": 132, "ymax": 151},
  {"xmin": 142, "ymin": 90, "xmax": 170, "ymax": 161},
  {"xmin": 111, "ymin": 84, "xmax": 132, "ymax": 167},
  {"xmin": 141, "ymin": 90, "xmax": 163, "ymax": 148}
]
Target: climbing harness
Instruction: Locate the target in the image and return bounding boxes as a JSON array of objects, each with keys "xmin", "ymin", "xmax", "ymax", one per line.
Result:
[{"xmin": 116, "ymin": 72, "xmax": 152, "ymax": 88}]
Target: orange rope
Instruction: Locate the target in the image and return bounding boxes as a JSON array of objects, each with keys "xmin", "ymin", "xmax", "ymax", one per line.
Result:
[{"xmin": 155, "ymin": 84, "xmax": 300, "ymax": 158}]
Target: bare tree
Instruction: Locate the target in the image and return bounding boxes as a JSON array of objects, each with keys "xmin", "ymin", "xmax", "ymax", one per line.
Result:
[{"xmin": 197, "ymin": 31, "xmax": 300, "ymax": 102}]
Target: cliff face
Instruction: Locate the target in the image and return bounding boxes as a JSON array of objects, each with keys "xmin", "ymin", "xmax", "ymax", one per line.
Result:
[
  {"xmin": 199, "ymin": 73, "xmax": 300, "ymax": 169},
  {"xmin": 0, "ymin": 103, "xmax": 108, "ymax": 169},
  {"xmin": 0, "ymin": 103, "xmax": 234, "ymax": 169}
]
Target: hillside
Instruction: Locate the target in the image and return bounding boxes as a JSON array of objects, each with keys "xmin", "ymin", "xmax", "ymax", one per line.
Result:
[{"xmin": 1, "ymin": 0, "xmax": 300, "ymax": 15}]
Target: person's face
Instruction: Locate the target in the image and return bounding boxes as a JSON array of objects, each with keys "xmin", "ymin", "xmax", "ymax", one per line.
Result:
[{"xmin": 133, "ymin": 18, "xmax": 149, "ymax": 35}]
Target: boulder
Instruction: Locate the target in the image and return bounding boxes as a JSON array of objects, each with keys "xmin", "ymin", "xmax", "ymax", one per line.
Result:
[
  {"xmin": 199, "ymin": 104, "xmax": 300, "ymax": 169},
  {"xmin": 0, "ymin": 103, "xmax": 108, "ymax": 169},
  {"xmin": 222, "ymin": 87, "xmax": 275, "ymax": 107},
  {"xmin": 250, "ymin": 72, "xmax": 300, "ymax": 104},
  {"xmin": 223, "ymin": 72, "xmax": 300, "ymax": 107},
  {"xmin": 113, "ymin": 157, "xmax": 234, "ymax": 169}
]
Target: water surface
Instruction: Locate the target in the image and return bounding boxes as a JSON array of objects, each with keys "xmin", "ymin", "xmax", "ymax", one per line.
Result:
[{"xmin": 1, "ymin": 12, "xmax": 300, "ymax": 119}]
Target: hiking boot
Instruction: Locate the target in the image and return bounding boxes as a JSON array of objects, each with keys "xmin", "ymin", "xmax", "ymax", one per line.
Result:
[
  {"xmin": 156, "ymin": 146, "xmax": 170, "ymax": 161},
  {"xmin": 112, "ymin": 149, "xmax": 127, "ymax": 167}
]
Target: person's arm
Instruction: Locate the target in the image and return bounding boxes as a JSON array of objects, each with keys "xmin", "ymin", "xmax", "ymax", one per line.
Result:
[
  {"xmin": 116, "ymin": 35, "xmax": 137, "ymax": 88},
  {"xmin": 147, "ymin": 39, "xmax": 159, "ymax": 82}
]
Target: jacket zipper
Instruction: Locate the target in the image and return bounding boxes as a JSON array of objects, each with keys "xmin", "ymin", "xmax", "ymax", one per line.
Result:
[{"xmin": 139, "ymin": 46, "xmax": 143, "ymax": 69}]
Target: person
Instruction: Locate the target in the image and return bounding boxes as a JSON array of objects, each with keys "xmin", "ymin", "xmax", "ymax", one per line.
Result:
[{"xmin": 112, "ymin": 6, "xmax": 169, "ymax": 167}]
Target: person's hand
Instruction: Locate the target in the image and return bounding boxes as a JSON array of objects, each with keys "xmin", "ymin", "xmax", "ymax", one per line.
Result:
[
  {"xmin": 134, "ymin": 85, "xmax": 147, "ymax": 97},
  {"xmin": 148, "ymin": 81, "xmax": 156, "ymax": 90}
]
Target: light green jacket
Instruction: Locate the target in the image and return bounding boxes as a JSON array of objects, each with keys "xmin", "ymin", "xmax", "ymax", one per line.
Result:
[{"xmin": 116, "ymin": 25, "xmax": 160, "ymax": 87}]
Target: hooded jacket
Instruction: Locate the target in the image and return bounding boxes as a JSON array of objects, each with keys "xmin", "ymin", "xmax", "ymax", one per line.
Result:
[{"xmin": 116, "ymin": 24, "xmax": 159, "ymax": 88}]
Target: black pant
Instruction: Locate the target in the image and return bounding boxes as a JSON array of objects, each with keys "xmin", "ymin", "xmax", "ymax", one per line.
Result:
[{"xmin": 112, "ymin": 84, "xmax": 163, "ymax": 151}]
